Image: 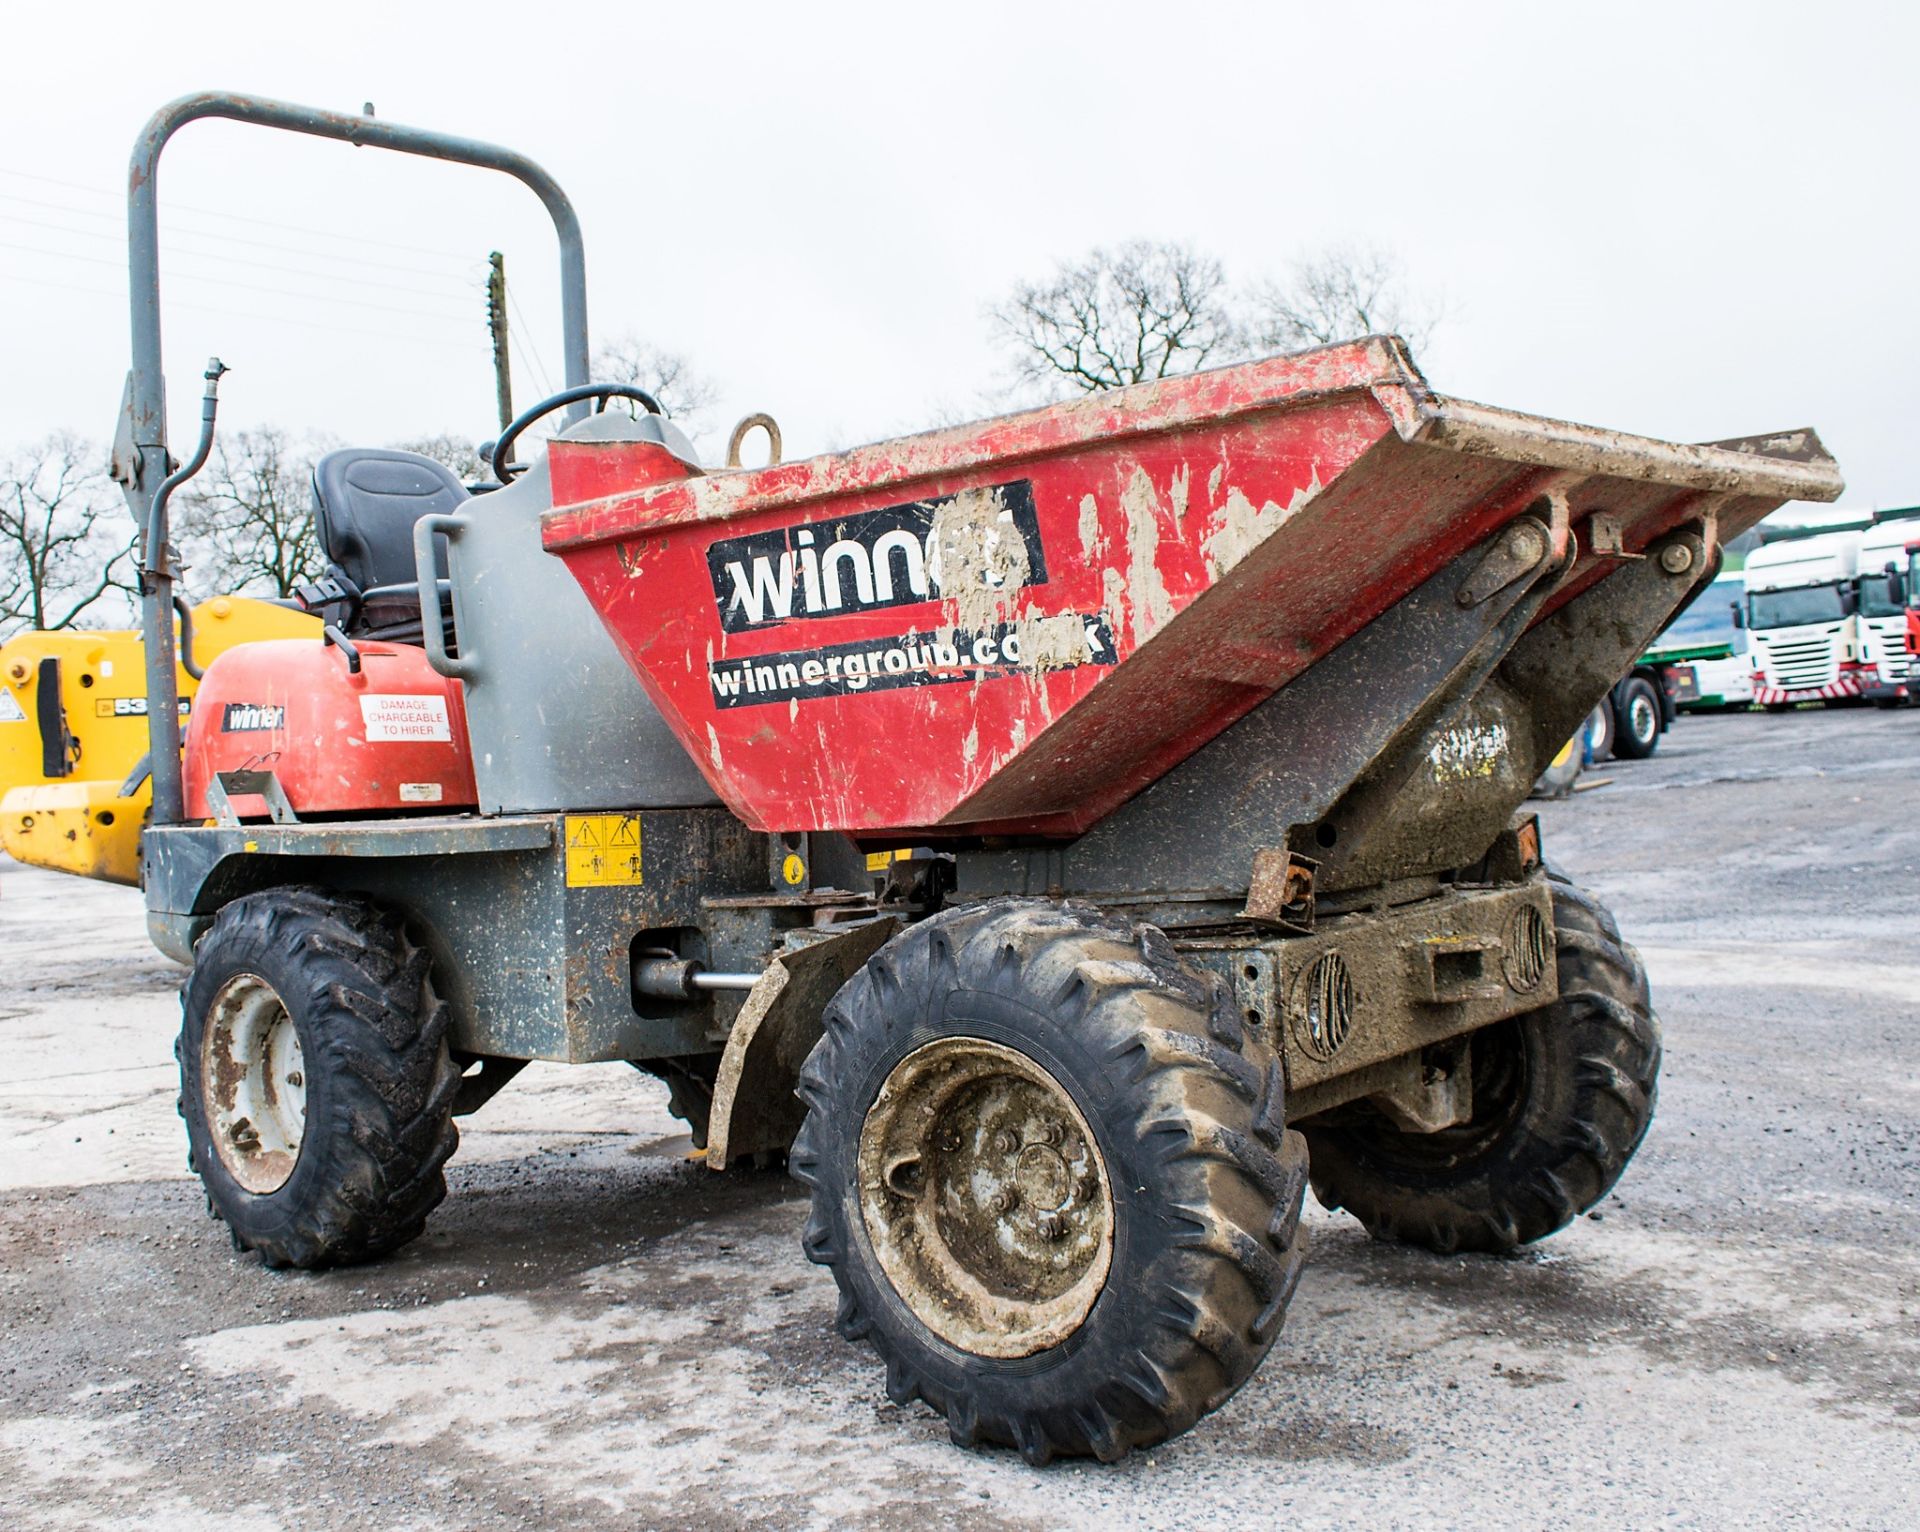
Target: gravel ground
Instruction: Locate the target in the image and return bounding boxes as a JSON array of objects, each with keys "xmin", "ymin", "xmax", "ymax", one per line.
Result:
[{"xmin": 1, "ymin": 707, "xmax": 1915, "ymax": 1530}]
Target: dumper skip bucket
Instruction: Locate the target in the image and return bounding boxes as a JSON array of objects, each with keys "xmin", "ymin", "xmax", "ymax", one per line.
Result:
[{"xmin": 540, "ymin": 338, "xmax": 1840, "ymax": 837}]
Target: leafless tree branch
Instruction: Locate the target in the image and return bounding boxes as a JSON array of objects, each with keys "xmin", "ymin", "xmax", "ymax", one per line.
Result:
[
  {"xmin": 1250, "ymin": 242, "xmax": 1445, "ymax": 357},
  {"xmin": 591, "ymin": 335, "xmax": 721, "ymax": 435},
  {"xmin": 990, "ymin": 240, "xmax": 1247, "ymax": 399},
  {"xmin": 174, "ymin": 427, "xmax": 330, "ymax": 601},
  {"xmin": 0, "ymin": 433, "xmax": 138, "ymax": 637}
]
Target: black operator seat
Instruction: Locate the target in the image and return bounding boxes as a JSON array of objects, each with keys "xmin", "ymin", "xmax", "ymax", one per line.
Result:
[{"xmin": 309, "ymin": 448, "xmax": 468, "ymax": 641}]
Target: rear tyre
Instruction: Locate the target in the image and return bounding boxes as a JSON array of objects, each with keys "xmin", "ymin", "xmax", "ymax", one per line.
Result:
[
  {"xmin": 1302, "ymin": 874, "xmax": 1658, "ymax": 1254},
  {"xmin": 1612, "ymin": 677, "xmax": 1663, "ymax": 759},
  {"xmin": 791, "ymin": 900, "xmax": 1309, "ymax": 1464},
  {"xmin": 634, "ymin": 1054, "xmax": 721, "ymax": 1148},
  {"xmin": 177, "ymin": 887, "xmax": 461, "ymax": 1269}
]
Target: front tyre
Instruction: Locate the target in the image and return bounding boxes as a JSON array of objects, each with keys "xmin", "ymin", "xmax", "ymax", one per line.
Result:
[
  {"xmin": 791, "ymin": 900, "xmax": 1309, "ymax": 1464},
  {"xmin": 1302, "ymin": 874, "xmax": 1658, "ymax": 1254},
  {"xmin": 178, "ymin": 887, "xmax": 461, "ymax": 1269}
]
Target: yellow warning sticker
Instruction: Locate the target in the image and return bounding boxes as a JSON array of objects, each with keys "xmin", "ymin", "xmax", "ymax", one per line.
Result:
[
  {"xmin": 565, "ymin": 813, "xmax": 643, "ymax": 887},
  {"xmin": 864, "ymin": 849, "xmax": 912, "ymax": 872},
  {"xmin": 780, "ymin": 852, "xmax": 807, "ymax": 887}
]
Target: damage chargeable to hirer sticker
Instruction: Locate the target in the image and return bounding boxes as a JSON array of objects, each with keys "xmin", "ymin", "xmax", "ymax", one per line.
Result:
[{"xmin": 359, "ymin": 694, "xmax": 452, "ymax": 743}]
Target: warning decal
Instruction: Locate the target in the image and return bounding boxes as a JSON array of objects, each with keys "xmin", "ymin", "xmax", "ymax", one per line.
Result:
[
  {"xmin": 0, "ymin": 689, "xmax": 24, "ymax": 723},
  {"xmin": 565, "ymin": 813, "xmax": 643, "ymax": 887},
  {"xmin": 360, "ymin": 694, "xmax": 452, "ymax": 743}
]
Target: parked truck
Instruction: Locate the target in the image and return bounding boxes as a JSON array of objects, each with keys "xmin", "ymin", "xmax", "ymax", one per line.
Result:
[
  {"xmin": 82, "ymin": 91, "xmax": 1844, "ymax": 1465},
  {"xmin": 1854, "ymin": 515, "xmax": 1920, "ymax": 705},
  {"xmin": 1908, "ymin": 536, "xmax": 1920, "ymax": 663},
  {"xmin": 1637, "ymin": 572, "xmax": 1753, "ymax": 718},
  {"xmin": 1740, "ymin": 530, "xmax": 1867, "ymax": 708}
]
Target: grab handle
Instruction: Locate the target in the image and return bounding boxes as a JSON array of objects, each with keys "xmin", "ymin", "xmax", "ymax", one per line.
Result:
[{"xmin": 413, "ymin": 513, "xmax": 476, "ymax": 679}]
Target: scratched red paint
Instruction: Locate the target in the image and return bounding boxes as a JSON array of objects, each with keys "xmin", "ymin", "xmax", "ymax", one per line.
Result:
[{"xmin": 541, "ymin": 339, "xmax": 1840, "ymax": 838}]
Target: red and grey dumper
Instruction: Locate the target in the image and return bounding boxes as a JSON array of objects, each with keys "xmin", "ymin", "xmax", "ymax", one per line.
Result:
[{"xmin": 126, "ymin": 93, "xmax": 1842, "ymax": 1469}]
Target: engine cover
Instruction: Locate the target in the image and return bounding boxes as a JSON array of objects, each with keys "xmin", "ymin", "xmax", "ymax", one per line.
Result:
[{"xmin": 184, "ymin": 638, "xmax": 476, "ymax": 819}]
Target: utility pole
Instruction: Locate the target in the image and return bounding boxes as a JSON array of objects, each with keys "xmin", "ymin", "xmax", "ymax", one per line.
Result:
[{"xmin": 486, "ymin": 251, "xmax": 512, "ymax": 432}]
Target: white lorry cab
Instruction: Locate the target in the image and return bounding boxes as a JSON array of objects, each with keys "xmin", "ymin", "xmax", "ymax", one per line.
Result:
[
  {"xmin": 1739, "ymin": 530, "xmax": 1865, "ymax": 706},
  {"xmin": 1853, "ymin": 515, "xmax": 1920, "ymax": 705}
]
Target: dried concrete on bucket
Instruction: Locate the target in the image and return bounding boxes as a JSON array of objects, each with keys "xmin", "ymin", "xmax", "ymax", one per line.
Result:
[{"xmin": 1, "ymin": 706, "xmax": 1916, "ymax": 1529}]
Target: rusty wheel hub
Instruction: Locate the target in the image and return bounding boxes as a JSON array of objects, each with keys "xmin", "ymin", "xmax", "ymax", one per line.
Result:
[
  {"xmin": 857, "ymin": 1037, "xmax": 1113, "ymax": 1359},
  {"xmin": 201, "ymin": 973, "xmax": 307, "ymax": 1195}
]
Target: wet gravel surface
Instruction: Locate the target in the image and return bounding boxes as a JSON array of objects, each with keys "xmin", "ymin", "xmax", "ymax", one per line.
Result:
[{"xmin": 1, "ymin": 707, "xmax": 1914, "ymax": 1529}]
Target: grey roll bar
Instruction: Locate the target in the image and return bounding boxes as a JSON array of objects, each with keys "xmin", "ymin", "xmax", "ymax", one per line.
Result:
[{"xmin": 124, "ymin": 91, "xmax": 591, "ymax": 828}]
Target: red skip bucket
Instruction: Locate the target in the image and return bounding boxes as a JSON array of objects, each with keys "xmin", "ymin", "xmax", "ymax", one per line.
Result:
[{"xmin": 541, "ymin": 338, "xmax": 1837, "ymax": 837}]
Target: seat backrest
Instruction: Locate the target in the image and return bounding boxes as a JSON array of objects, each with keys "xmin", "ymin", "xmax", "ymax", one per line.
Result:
[{"xmin": 312, "ymin": 448, "xmax": 468, "ymax": 593}]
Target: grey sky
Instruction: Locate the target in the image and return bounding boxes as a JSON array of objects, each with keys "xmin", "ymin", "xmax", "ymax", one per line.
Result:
[{"xmin": 1, "ymin": 1, "xmax": 1910, "ymax": 512}]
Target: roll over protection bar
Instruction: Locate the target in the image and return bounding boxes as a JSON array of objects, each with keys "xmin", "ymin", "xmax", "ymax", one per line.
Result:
[{"xmin": 123, "ymin": 91, "xmax": 592, "ymax": 827}]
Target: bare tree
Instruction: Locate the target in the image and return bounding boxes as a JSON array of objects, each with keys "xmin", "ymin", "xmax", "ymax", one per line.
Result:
[
  {"xmin": 591, "ymin": 334, "xmax": 720, "ymax": 433},
  {"xmin": 1250, "ymin": 243, "xmax": 1444, "ymax": 356},
  {"xmin": 0, "ymin": 433, "xmax": 137, "ymax": 637},
  {"xmin": 992, "ymin": 240, "xmax": 1245, "ymax": 398},
  {"xmin": 175, "ymin": 427, "xmax": 329, "ymax": 600},
  {"xmin": 392, "ymin": 432, "xmax": 488, "ymax": 483}
]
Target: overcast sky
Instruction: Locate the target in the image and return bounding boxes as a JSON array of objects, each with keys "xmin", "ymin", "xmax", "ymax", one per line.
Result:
[{"xmin": 1, "ymin": 2, "xmax": 1910, "ymax": 514}]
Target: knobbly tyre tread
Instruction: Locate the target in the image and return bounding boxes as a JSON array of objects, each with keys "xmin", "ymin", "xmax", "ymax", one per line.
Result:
[
  {"xmin": 177, "ymin": 887, "xmax": 461, "ymax": 1269},
  {"xmin": 790, "ymin": 899, "xmax": 1310, "ymax": 1464},
  {"xmin": 1303, "ymin": 871, "xmax": 1659, "ymax": 1254}
]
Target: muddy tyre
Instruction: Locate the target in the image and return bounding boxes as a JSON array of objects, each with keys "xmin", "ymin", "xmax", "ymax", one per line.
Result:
[
  {"xmin": 1303, "ymin": 874, "xmax": 1658, "ymax": 1254},
  {"xmin": 791, "ymin": 900, "xmax": 1309, "ymax": 1464},
  {"xmin": 634, "ymin": 1054, "xmax": 721, "ymax": 1148},
  {"xmin": 1612, "ymin": 676, "xmax": 1663, "ymax": 759},
  {"xmin": 177, "ymin": 887, "xmax": 461, "ymax": 1269}
]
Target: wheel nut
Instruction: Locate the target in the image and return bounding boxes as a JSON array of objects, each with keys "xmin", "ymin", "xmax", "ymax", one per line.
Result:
[
  {"xmin": 286, "ymin": 1071, "xmax": 303, "ymax": 1088},
  {"xmin": 1037, "ymin": 1213, "xmax": 1067, "ymax": 1242},
  {"xmin": 990, "ymin": 1188, "xmax": 1019, "ymax": 1215},
  {"xmin": 992, "ymin": 1129, "xmax": 1019, "ymax": 1155},
  {"xmin": 1658, "ymin": 543, "xmax": 1694, "ymax": 575},
  {"xmin": 1037, "ymin": 1121, "xmax": 1064, "ymax": 1147}
]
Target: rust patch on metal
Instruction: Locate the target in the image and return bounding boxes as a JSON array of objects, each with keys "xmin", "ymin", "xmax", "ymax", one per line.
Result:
[{"xmin": 1242, "ymin": 848, "xmax": 1317, "ymax": 932}]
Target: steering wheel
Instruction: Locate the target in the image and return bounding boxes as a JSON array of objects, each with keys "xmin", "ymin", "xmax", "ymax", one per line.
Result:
[{"xmin": 488, "ymin": 383, "xmax": 664, "ymax": 483}]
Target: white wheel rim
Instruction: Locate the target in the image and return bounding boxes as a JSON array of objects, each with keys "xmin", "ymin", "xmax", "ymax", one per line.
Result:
[
  {"xmin": 1630, "ymin": 694, "xmax": 1657, "ymax": 742},
  {"xmin": 202, "ymin": 973, "xmax": 307, "ymax": 1194}
]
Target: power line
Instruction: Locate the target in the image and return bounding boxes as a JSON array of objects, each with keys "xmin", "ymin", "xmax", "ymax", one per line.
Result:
[
  {"xmin": 0, "ymin": 236, "xmax": 478, "ymax": 325},
  {"xmin": 0, "ymin": 164, "xmax": 479, "ymax": 264},
  {"xmin": 506, "ymin": 285, "xmax": 555, "ymax": 396},
  {"xmin": 1, "ymin": 206, "xmax": 484, "ymax": 303},
  {"xmin": 0, "ymin": 265, "xmax": 488, "ymax": 352},
  {"xmin": 0, "ymin": 186, "xmax": 487, "ymax": 282}
]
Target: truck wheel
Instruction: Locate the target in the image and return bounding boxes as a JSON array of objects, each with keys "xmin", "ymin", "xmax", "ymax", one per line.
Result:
[
  {"xmin": 177, "ymin": 887, "xmax": 461, "ymax": 1269},
  {"xmin": 791, "ymin": 900, "xmax": 1309, "ymax": 1464},
  {"xmin": 1302, "ymin": 875, "xmax": 1658, "ymax": 1254},
  {"xmin": 1612, "ymin": 677, "xmax": 1663, "ymax": 759},
  {"xmin": 1585, "ymin": 700, "xmax": 1614, "ymax": 762}
]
